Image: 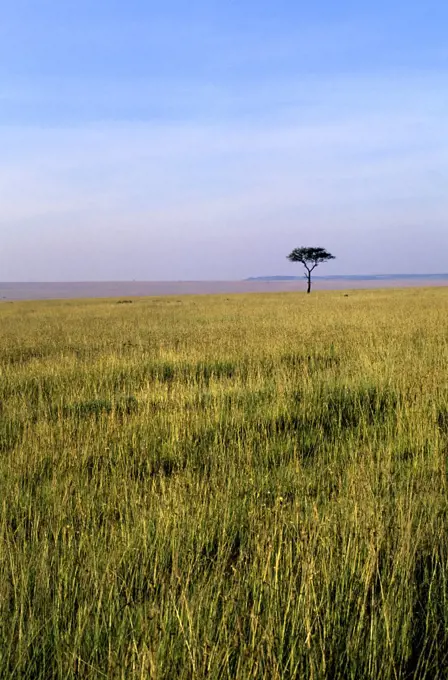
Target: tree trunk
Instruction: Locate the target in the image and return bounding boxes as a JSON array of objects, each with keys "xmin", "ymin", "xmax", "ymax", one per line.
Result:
[{"xmin": 307, "ymin": 272, "xmax": 311, "ymax": 294}]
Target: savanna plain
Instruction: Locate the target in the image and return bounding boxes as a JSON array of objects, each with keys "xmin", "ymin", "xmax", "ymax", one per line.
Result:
[{"xmin": 1, "ymin": 288, "xmax": 448, "ymax": 680}]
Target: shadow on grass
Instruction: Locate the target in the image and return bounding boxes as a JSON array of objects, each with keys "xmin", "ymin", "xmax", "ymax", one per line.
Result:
[
  {"xmin": 0, "ymin": 418, "xmax": 24, "ymax": 453},
  {"xmin": 50, "ymin": 395, "xmax": 139, "ymax": 422},
  {"xmin": 405, "ymin": 551, "xmax": 448, "ymax": 678}
]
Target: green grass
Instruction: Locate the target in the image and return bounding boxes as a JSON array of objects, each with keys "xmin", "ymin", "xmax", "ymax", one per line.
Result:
[{"xmin": 0, "ymin": 287, "xmax": 448, "ymax": 679}]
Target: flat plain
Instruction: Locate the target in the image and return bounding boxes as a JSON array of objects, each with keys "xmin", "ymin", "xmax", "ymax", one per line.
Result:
[
  {"xmin": 2, "ymin": 277, "xmax": 448, "ymax": 301},
  {"xmin": 1, "ymin": 287, "xmax": 448, "ymax": 679}
]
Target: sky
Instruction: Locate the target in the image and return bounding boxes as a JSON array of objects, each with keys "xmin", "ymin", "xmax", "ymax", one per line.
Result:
[{"xmin": 1, "ymin": 0, "xmax": 448, "ymax": 281}]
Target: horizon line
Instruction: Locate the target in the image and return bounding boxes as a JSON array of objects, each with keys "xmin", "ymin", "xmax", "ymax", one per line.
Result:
[{"xmin": 2, "ymin": 273, "xmax": 448, "ymax": 285}]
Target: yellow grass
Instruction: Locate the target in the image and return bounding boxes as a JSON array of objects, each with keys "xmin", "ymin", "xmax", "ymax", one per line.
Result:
[{"xmin": 0, "ymin": 287, "xmax": 447, "ymax": 678}]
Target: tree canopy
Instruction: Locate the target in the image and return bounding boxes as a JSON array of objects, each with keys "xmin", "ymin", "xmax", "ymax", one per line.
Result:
[{"xmin": 287, "ymin": 246, "xmax": 335, "ymax": 293}]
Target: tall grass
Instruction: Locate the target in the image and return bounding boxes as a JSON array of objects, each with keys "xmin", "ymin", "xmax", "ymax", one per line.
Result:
[{"xmin": 0, "ymin": 288, "xmax": 447, "ymax": 679}]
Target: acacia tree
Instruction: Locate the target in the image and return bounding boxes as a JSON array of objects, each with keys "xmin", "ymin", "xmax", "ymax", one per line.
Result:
[{"xmin": 287, "ymin": 246, "xmax": 335, "ymax": 294}]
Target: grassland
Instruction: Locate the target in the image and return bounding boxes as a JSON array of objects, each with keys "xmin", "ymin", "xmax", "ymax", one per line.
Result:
[{"xmin": 0, "ymin": 287, "xmax": 448, "ymax": 679}]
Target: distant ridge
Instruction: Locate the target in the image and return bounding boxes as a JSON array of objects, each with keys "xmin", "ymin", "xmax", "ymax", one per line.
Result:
[{"xmin": 246, "ymin": 274, "xmax": 448, "ymax": 281}]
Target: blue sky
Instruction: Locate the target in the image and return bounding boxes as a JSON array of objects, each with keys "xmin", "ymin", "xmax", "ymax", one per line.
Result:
[{"xmin": 1, "ymin": 0, "xmax": 447, "ymax": 280}]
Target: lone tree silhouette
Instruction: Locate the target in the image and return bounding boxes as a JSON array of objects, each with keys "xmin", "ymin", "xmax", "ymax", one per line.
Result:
[{"xmin": 287, "ymin": 246, "xmax": 336, "ymax": 294}]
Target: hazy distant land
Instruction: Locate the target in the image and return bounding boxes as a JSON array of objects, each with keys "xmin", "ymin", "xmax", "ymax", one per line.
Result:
[
  {"xmin": 247, "ymin": 274, "xmax": 448, "ymax": 282},
  {"xmin": 1, "ymin": 275, "xmax": 448, "ymax": 301}
]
